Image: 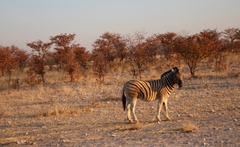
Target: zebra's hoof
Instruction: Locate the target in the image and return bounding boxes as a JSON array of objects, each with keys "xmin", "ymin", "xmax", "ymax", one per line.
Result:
[
  {"xmin": 129, "ymin": 120, "xmax": 139, "ymax": 124},
  {"xmin": 128, "ymin": 120, "xmax": 134, "ymax": 124},
  {"xmin": 166, "ymin": 117, "xmax": 171, "ymax": 121},
  {"xmin": 134, "ymin": 120, "xmax": 139, "ymax": 124}
]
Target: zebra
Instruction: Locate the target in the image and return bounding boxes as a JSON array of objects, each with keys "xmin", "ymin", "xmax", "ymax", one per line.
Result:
[{"xmin": 122, "ymin": 67, "xmax": 183, "ymax": 123}]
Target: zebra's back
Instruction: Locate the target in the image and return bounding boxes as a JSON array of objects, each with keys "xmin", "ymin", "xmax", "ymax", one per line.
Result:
[{"xmin": 123, "ymin": 80, "xmax": 160, "ymax": 101}]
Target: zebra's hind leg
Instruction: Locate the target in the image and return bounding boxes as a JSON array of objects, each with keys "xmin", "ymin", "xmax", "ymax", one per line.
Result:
[{"xmin": 127, "ymin": 102, "xmax": 133, "ymax": 123}]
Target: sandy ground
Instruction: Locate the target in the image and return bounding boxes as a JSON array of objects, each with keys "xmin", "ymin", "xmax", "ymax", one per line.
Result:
[{"xmin": 0, "ymin": 74, "xmax": 240, "ymax": 146}]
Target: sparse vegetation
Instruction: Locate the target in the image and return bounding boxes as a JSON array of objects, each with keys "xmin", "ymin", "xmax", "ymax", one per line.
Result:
[
  {"xmin": 0, "ymin": 64, "xmax": 240, "ymax": 146},
  {"xmin": 0, "ymin": 28, "xmax": 240, "ymax": 146},
  {"xmin": 0, "ymin": 28, "xmax": 239, "ymax": 87}
]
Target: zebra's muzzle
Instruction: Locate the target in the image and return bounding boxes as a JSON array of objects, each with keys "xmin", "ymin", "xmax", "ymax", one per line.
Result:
[{"xmin": 178, "ymin": 82, "xmax": 183, "ymax": 89}]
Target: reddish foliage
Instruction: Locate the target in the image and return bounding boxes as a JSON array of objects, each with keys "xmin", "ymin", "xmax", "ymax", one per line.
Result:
[
  {"xmin": 27, "ymin": 40, "xmax": 51, "ymax": 83},
  {"xmin": 74, "ymin": 46, "xmax": 90, "ymax": 72},
  {"xmin": 50, "ymin": 34, "xmax": 81, "ymax": 82},
  {"xmin": 0, "ymin": 46, "xmax": 18, "ymax": 78},
  {"xmin": 92, "ymin": 32, "xmax": 127, "ymax": 82},
  {"xmin": 173, "ymin": 29, "xmax": 221, "ymax": 77}
]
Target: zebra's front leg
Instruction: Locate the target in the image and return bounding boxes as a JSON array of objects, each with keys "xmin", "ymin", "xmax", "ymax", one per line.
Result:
[
  {"xmin": 132, "ymin": 98, "xmax": 139, "ymax": 123},
  {"xmin": 163, "ymin": 99, "xmax": 171, "ymax": 121},
  {"xmin": 156, "ymin": 99, "xmax": 164, "ymax": 123}
]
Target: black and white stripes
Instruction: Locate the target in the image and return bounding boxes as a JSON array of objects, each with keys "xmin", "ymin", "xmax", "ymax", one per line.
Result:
[{"xmin": 122, "ymin": 67, "xmax": 183, "ymax": 123}]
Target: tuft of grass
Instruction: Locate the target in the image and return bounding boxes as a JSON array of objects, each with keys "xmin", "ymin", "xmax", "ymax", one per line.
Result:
[
  {"xmin": 0, "ymin": 108, "xmax": 6, "ymax": 118},
  {"xmin": 181, "ymin": 123, "xmax": 199, "ymax": 133},
  {"xmin": 227, "ymin": 71, "xmax": 239, "ymax": 78},
  {"xmin": 129, "ymin": 123, "xmax": 143, "ymax": 130},
  {"xmin": 158, "ymin": 123, "xmax": 199, "ymax": 133},
  {"xmin": 38, "ymin": 101, "xmax": 105, "ymax": 117},
  {"xmin": 39, "ymin": 106, "xmax": 93, "ymax": 117},
  {"xmin": 115, "ymin": 123, "xmax": 143, "ymax": 132}
]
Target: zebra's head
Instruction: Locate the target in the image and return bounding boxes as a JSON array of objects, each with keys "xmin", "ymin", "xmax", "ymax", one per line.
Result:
[
  {"xmin": 172, "ymin": 67, "xmax": 183, "ymax": 88},
  {"xmin": 161, "ymin": 67, "xmax": 183, "ymax": 88}
]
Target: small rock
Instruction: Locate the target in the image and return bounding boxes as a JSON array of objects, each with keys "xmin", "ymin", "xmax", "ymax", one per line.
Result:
[
  {"xmin": 234, "ymin": 119, "xmax": 237, "ymax": 122},
  {"xmin": 203, "ymin": 142, "xmax": 209, "ymax": 146},
  {"xmin": 225, "ymin": 128, "xmax": 232, "ymax": 131},
  {"xmin": 17, "ymin": 140, "xmax": 27, "ymax": 145},
  {"xmin": 62, "ymin": 139, "xmax": 71, "ymax": 143},
  {"xmin": 111, "ymin": 134, "xmax": 117, "ymax": 137},
  {"xmin": 210, "ymin": 109, "xmax": 215, "ymax": 113}
]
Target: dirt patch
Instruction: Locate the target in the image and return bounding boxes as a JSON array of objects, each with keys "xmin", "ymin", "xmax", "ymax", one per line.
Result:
[{"xmin": 0, "ymin": 75, "xmax": 240, "ymax": 146}]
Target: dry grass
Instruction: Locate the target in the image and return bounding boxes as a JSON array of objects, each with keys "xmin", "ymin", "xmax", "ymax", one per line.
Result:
[
  {"xmin": 39, "ymin": 101, "xmax": 105, "ymax": 117},
  {"xmin": 158, "ymin": 123, "xmax": 199, "ymax": 133},
  {"xmin": 115, "ymin": 123, "xmax": 143, "ymax": 132},
  {"xmin": 0, "ymin": 55, "xmax": 239, "ymax": 146},
  {"xmin": 39, "ymin": 106, "xmax": 91, "ymax": 117},
  {"xmin": 180, "ymin": 123, "xmax": 199, "ymax": 132}
]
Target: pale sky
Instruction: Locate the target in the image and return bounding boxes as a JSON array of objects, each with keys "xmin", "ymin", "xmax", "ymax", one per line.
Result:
[{"xmin": 1, "ymin": 0, "xmax": 240, "ymax": 51}]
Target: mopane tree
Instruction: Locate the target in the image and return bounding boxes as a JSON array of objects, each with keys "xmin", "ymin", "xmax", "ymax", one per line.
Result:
[
  {"xmin": 174, "ymin": 35, "xmax": 198, "ymax": 77},
  {"xmin": 91, "ymin": 51, "xmax": 107, "ymax": 83},
  {"xmin": 73, "ymin": 46, "xmax": 90, "ymax": 72},
  {"xmin": 125, "ymin": 31, "xmax": 148, "ymax": 79},
  {"xmin": 143, "ymin": 33, "xmax": 182, "ymax": 68},
  {"xmin": 223, "ymin": 28, "xmax": 240, "ymax": 52},
  {"xmin": 50, "ymin": 33, "xmax": 80, "ymax": 82},
  {"xmin": 92, "ymin": 32, "xmax": 126, "ymax": 81},
  {"xmin": 0, "ymin": 46, "xmax": 10, "ymax": 76},
  {"xmin": 210, "ymin": 38, "xmax": 228, "ymax": 71},
  {"xmin": 156, "ymin": 32, "xmax": 177, "ymax": 59},
  {"xmin": 0, "ymin": 46, "xmax": 18, "ymax": 83},
  {"xmin": 65, "ymin": 47, "xmax": 79, "ymax": 82},
  {"xmin": 50, "ymin": 33, "xmax": 76, "ymax": 69},
  {"xmin": 174, "ymin": 29, "xmax": 221, "ymax": 77},
  {"xmin": 92, "ymin": 32, "xmax": 126, "ymax": 62},
  {"xmin": 14, "ymin": 47, "xmax": 29, "ymax": 72},
  {"xmin": 144, "ymin": 35, "xmax": 161, "ymax": 65},
  {"xmin": 27, "ymin": 40, "xmax": 52, "ymax": 83}
]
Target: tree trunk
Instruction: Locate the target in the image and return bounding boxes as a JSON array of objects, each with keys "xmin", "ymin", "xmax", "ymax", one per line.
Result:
[
  {"xmin": 1, "ymin": 68, "xmax": 4, "ymax": 76},
  {"xmin": 41, "ymin": 74, "xmax": 45, "ymax": 83},
  {"xmin": 190, "ymin": 67, "xmax": 196, "ymax": 78}
]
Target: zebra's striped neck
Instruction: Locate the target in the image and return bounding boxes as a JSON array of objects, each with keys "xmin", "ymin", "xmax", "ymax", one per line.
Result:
[{"xmin": 159, "ymin": 75, "xmax": 176, "ymax": 95}]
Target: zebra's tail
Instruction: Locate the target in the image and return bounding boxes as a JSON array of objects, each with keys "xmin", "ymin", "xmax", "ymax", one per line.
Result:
[{"xmin": 122, "ymin": 91, "xmax": 126, "ymax": 111}]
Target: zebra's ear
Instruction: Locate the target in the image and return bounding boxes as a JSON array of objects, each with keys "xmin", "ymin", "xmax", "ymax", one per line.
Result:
[{"xmin": 172, "ymin": 67, "xmax": 179, "ymax": 73}]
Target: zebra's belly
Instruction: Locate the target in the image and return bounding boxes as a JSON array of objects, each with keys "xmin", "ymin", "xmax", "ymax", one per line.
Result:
[{"xmin": 138, "ymin": 93, "xmax": 157, "ymax": 101}]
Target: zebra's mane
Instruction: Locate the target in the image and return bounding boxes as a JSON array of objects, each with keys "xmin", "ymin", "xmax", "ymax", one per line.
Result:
[{"xmin": 161, "ymin": 67, "xmax": 179, "ymax": 79}]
